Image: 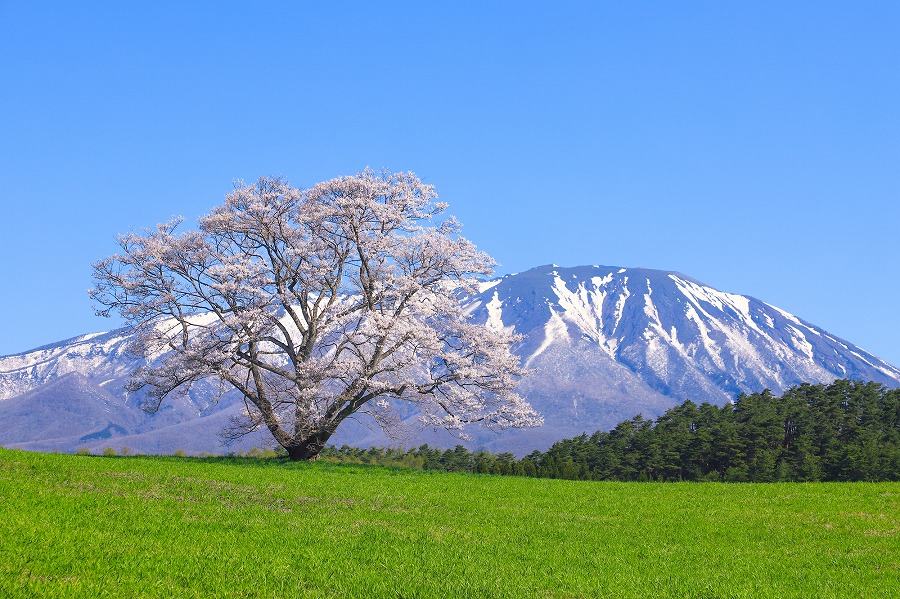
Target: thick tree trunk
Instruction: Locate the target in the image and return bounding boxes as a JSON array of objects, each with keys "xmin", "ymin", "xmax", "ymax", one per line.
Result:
[
  {"xmin": 285, "ymin": 432, "xmax": 333, "ymax": 461},
  {"xmin": 286, "ymin": 444, "xmax": 320, "ymax": 461}
]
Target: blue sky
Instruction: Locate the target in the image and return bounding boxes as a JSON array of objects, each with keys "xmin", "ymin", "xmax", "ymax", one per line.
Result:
[{"xmin": 1, "ymin": 2, "xmax": 898, "ymax": 366}]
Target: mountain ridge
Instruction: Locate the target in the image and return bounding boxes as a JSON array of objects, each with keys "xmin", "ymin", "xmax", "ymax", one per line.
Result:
[{"xmin": 2, "ymin": 264, "xmax": 898, "ymax": 456}]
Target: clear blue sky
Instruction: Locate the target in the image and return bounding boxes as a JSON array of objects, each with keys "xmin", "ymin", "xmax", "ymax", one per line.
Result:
[{"xmin": 1, "ymin": 2, "xmax": 898, "ymax": 366}]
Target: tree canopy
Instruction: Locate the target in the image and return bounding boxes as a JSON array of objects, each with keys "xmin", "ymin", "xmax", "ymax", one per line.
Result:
[{"xmin": 90, "ymin": 170, "xmax": 540, "ymax": 460}]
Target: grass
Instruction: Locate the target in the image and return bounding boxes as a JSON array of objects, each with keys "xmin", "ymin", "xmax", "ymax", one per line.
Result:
[{"xmin": 0, "ymin": 448, "xmax": 898, "ymax": 598}]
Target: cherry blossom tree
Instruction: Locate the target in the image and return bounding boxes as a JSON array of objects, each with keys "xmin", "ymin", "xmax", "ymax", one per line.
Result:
[{"xmin": 90, "ymin": 170, "xmax": 541, "ymax": 460}]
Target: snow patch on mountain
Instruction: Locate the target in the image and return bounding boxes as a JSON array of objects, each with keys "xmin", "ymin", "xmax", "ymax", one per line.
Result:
[{"xmin": 526, "ymin": 307, "xmax": 569, "ymax": 367}]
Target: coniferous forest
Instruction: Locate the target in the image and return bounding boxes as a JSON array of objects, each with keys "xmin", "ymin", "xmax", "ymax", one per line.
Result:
[{"xmin": 320, "ymin": 380, "xmax": 900, "ymax": 482}]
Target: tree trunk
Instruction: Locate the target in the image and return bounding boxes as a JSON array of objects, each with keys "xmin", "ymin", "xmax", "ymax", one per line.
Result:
[
  {"xmin": 286, "ymin": 444, "xmax": 320, "ymax": 461},
  {"xmin": 285, "ymin": 432, "xmax": 332, "ymax": 461}
]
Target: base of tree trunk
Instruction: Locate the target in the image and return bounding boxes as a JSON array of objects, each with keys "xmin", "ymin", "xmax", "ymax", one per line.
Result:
[{"xmin": 286, "ymin": 442, "xmax": 324, "ymax": 461}]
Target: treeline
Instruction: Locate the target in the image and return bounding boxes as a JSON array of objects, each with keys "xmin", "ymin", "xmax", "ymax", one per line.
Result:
[{"xmin": 321, "ymin": 379, "xmax": 900, "ymax": 482}]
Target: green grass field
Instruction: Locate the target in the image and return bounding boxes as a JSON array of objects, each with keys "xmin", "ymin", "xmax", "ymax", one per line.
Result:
[{"xmin": 0, "ymin": 448, "xmax": 897, "ymax": 598}]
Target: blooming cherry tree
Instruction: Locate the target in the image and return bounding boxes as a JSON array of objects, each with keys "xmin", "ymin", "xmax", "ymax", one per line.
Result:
[{"xmin": 90, "ymin": 170, "xmax": 541, "ymax": 460}]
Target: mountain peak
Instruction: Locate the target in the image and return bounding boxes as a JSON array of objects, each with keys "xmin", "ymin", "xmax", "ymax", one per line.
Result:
[{"xmin": 470, "ymin": 265, "xmax": 900, "ymax": 402}]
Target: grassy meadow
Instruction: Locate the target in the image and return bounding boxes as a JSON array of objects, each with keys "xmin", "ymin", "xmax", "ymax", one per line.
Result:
[{"xmin": 0, "ymin": 448, "xmax": 897, "ymax": 598}]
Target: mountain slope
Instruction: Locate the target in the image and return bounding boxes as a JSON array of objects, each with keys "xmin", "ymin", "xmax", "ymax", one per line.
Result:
[
  {"xmin": 2, "ymin": 264, "xmax": 898, "ymax": 455},
  {"xmin": 0, "ymin": 330, "xmax": 136, "ymax": 401},
  {"xmin": 469, "ymin": 265, "xmax": 899, "ymax": 398},
  {"xmin": 0, "ymin": 372, "xmax": 139, "ymax": 446}
]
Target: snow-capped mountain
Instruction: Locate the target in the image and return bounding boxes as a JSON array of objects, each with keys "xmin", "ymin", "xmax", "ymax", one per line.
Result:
[
  {"xmin": 2, "ymin": 264, "xmax": 899, "ymax": 455},
  {"xmin": 470, "ymin": 265, "xmax": 900, "ymax": 399},
  {"xmin": 458, "ymin": 265, "xmax": 900, "ymax": 450}
]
